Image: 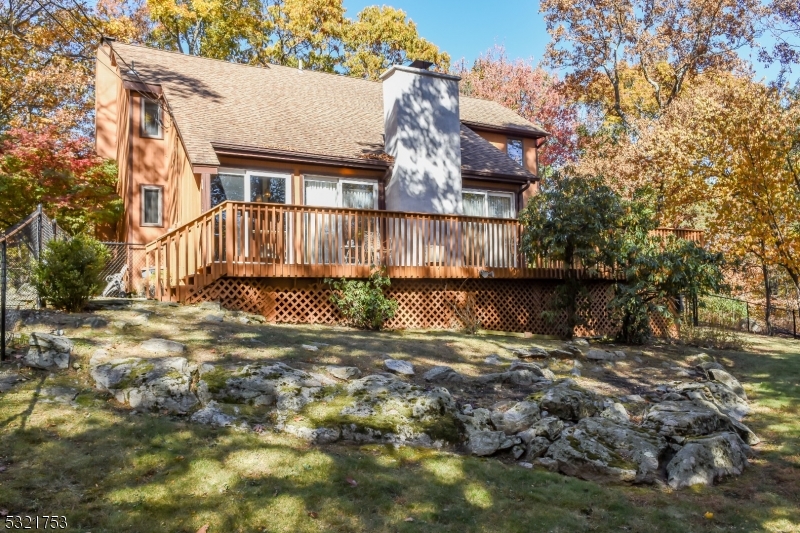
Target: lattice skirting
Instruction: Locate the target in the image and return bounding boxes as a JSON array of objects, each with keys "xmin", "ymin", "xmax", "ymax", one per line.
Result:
[{"xmin": 183, "ymin": 277, "xmax": 677, "ymax": 338}]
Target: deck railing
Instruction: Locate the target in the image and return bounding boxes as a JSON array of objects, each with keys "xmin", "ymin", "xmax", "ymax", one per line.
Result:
[{"xmin": 144, "ymin": 201, "xmax": 703, "ymax": 301}]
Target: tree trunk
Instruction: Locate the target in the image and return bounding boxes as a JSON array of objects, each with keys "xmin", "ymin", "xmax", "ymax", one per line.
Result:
[
  {"xmin": 564, "ymin": 243, "xmax": 576, "ymax": 339},
  {"xmin": 762, "ymin": 261, "xmax": 773, "ymax": 336}
]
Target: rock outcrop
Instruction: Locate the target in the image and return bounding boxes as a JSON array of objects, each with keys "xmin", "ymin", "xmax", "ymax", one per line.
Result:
[
  {"xmin": 86, "ymin": 348, "xmax": 758, "ymax": 490},
  {"xmin": 23, "ymin": 333, "xmax": 72, "ymax": 369}
]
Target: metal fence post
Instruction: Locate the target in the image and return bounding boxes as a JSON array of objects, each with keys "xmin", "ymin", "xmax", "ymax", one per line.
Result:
[
  {"xmin": 36, "ymin": 204, "xmax": 43, "ymax": 309},
  {"xmin": 1, "ymin": 238, "xmax": 7, "ymax": 361}
]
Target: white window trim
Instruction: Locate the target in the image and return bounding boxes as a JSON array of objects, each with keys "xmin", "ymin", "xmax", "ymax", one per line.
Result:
[
  {"xmin": 141, "ymin": 185, "xmax": 163, "ymax": 227},
  {"xmin": 140, "ymin": 96, "xmax": 163, "ymax": 139},
  {"xmin": 302, "ymin": 175, "xmax": 379, "ymax": 209},
  {"xmin": 462, "ymin": 188, "xmax": 516, "ymax": 219},
  {"xmin": 211, "ymin": 169, "xmax": 292, "ymax": 205}
]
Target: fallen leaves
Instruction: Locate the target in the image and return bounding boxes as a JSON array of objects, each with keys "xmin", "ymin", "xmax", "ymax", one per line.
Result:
[
  {"xmin": 307, "ymin": 511, "xmax": 318, "ymax": 519},
  {"xmin": 345, "ymin": 477, "xmax": 358, "ymax": 487},
  {"xmin": 196, "ymin": 525, "xmax": 209, "ymax": 533}
]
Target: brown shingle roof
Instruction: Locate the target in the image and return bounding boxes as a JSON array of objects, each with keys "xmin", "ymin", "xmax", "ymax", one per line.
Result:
[{"xmin": 110, "ymin": 43, "xmax": 543, "ymax": 179}]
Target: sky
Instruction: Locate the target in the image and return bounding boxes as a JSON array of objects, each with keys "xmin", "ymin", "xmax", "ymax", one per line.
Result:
[{"xmin": 342, "ymin": 0, "xmax": 792, "ymax": 83}]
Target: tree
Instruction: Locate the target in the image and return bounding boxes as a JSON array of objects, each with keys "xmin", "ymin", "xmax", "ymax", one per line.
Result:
[
  {"xmin": 145, "ymin": 0, "xmax": 261, "ymax": 60},
  {"xmin": 761, "ymin": 0, "xmax": 800, "ymax": 78},
  {"xmin": 613, "ymin": 226, "xmax": 725, "ymax": 344},
  {"xmin": 619, "ymin": 73, "xmax": 800, "ymax": 305},
  {"xmin": 342, "ymin": 5, "xmax": 449, "ymax": 80},
  {"xmin": 456, "ymin": 45, "xmax": 578, "ymax": 169},
  {"xmin": 519, "ymin": 173, "xmax": 626, "ymax": 337},
  {"xmin": 136, "ymin": 0, "xmax": 449, "ymax": 79},
  {"xmin": 520, "ymin": 172, "xmax": 724, "ymax": 342},
  {"xmin": 540, "ymin": 0, "xmax": 764, "ymax": 127},
  {"xmin": 0, "ymin": 125, "xmax": 121, "ymax": 233}
]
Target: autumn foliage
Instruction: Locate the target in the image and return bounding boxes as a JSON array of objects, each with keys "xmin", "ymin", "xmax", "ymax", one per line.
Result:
[
  {"xmin": 0, "ymin": 126, "xmax": 120, "ymax": 233},
  {"xmin": 457, "ymin": 46, "xmax": 578, "ymax": 169}
]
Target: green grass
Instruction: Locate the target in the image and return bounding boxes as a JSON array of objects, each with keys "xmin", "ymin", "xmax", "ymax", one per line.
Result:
[{"xmin": 0, "ymin": 304, "xmax": 799, "ymax": 532}]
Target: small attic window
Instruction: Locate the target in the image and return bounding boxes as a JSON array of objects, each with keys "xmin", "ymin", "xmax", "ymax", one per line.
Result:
[
  {"xmin": 507, "ymin": 138, "xmax": 523, "ymax": 167},
  {"xmin": 141, "ymin": 97, "xmax": 162, "ymax": 139}
]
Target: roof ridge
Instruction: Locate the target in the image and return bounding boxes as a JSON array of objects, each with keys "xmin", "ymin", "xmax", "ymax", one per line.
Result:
[{"xmin": 110, "ymin": 41, "xmax": 386, "ymax": 86}]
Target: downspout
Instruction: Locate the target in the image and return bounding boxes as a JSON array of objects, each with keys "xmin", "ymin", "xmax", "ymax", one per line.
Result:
[{"xmin": 518, "ymin": 180, "xmax": 532, "ymax": 213}]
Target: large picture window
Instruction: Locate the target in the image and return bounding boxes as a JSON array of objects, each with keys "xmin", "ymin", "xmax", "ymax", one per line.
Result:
[
  {"xmin": 141, "ymin": 185, "xmax": 163, "ymax": 226},
  {"xmin": 462, "ymin": 189, "xmax": 515, "ymax": 219},
  {"xmin": 141, "ymin": 97, "xmax": 162, "ymax": 138},
  {"xmin": 210, "ymin": 170, "xmax": 290, "ymax": 207},
  {"xmin": 303, "ymin": 177, "xmax": 377, "ymax": 209}
]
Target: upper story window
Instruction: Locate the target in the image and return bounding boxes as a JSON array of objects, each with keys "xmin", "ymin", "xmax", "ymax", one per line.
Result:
[
  {"xmin": 462, "ymin": 189, "xmax": 515, "ymax": 219},
  {"xmin": 507, "ymin": 138, "xmax": 523, "ymax": 167},
  {"xmin": 141, "ymin": 185, "xmax": 163, "ymax": 226},
  {"xmin": 141, "ymin": 97, "xmax": 163, "ymax": 138},
  {"xmin": 210, "ymin": 170, "xmax": 290, "ymax": 207}
]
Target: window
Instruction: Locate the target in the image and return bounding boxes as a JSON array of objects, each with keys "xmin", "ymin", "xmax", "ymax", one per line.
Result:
[
  {"xmin": 462, "ymin": 189, "xmax": 515, "ymax": 219},
  {"xmin": 210, "ymin": 170, "xmax": 290, "ymax": 207},
  {"xmin": 141, "ymin": 97, "xmax": 162, "ymax": 138},
  {"xmin": 303, "ymin": 177, "xmax": 377, "ymax": 209},
  {"xmin": 507, "ymin": 138, "xmax": 523, "ymax": 167},
  {"xmin": 141, "ymin": 186, "xmax": 163, "ymax": 226}
]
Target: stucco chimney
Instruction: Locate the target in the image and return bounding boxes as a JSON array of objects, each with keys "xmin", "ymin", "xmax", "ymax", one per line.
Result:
[{"xmin": 381, "ymin": 64, "xmax": 463, "ymax": 215}]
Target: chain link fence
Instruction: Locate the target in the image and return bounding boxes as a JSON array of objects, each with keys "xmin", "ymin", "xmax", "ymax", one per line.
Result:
[
  {"xmin": 1, "ymin": 206, "xmax": 150, "ymax": 359},
  {"xmin": 1, "ymin": 206, "xmax": 68, "ymax": 360}
]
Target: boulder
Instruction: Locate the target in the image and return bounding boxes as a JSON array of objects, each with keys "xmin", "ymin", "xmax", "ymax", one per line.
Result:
[
  {"xmin": 523, "ymin": 436, "xmax": 552, "ymax": 461},
  {"xmin": 600, "ymin": 403, "xmax": 630, "ymax": 424},
  {"xmin": 476, "ymin": 369, "xmax": 549, "ymax": 387},
  {"xmin": 707, "ymin": 368, "xmax": 747, "ymax": 400},
  {"xmin": 190, "ymin": 401, "xmax": 237, "ymax": 427},
  {"xmin": 642, "ymin": 400, "xmax": 758, "ymax": 445},
  {"xmin": 141, "ymin": 338, "xmax": 186, "ymax": 354},
  {"xmin": 326, "ymin": 366, "xmax": 362, "ymax": 381},
  {"xmin": 283, "ymin": 425, "xmax": 342, "ymax": 444},
  {"xmin": 384, "ymin": 359, "xmax": 415, "ymax": 376},
  {"xmin": 666, "ymin": 432, "xmax": 751, "ymax": 489},
  {"xmin": 206, "ymin": 362, "xmax": 325, "ymax": 412},
  {"xmin": 423, "ymin": 366, "xmax": 465, "ymax": 383},
  {"xmin": 41, "ymin": 386, "xmax": 79, "ymax": 403},
  {"xmin": 673, "ymin": 382, "xmax": 750, "ymax": 422},
  {"xmin": 538, "ymin": 381, "xmax": 602, "ymax": 421},
  {"xmin": 518, "ymin": 416, "xmax": 564, "ymax": 443},
  {"xmin": 510, "ymin": 347, "xmax": 548, "ymax": 359},
  {"xmin": 547, "ymin": 349, "xmax": 574, "ymax": 359},
  {"xmin": 490, "ymin": 401, "xmax": 540, "ymax": 434},
  {"xmin": 545, "ymin": 417, "xmax": 668, "ymax": 483},
  {"xmin": 0, "ymin": 372, "xmax": 24, "ymax": 393},
  {"xmin": 23, "ymin": 333, "xmax": 73, "ymax": 370},
  {"xmin": 468, "ymin": 430, "xmax": 505, "ymax": 456},
  {"xmin": 91, "ymin": 356, "xmax": 197, "ymax": 413},
  {"xmin": 509, "ymin": 362, "xmax": 556, "ymax": 380},
  {"xmin": 696, "ymin": 361, "xmax": 725, "ymax": 373},
  {"xmin": 586, "ymin": 349, "xmax": 624, "ymax": 361}
]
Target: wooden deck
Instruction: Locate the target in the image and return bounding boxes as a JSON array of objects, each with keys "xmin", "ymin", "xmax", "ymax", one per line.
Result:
[{"xmin": 144, "ymin": 201, "xmax": 703, "ymax": 302}]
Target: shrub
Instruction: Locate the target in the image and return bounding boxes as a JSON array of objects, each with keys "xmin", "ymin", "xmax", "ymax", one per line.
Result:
[
  {"xmin": 32, "ymin": 234, "xmax": 110, "ymax": 312},
  {"xmin": 326, "ymin": 267, "xmax": 398, "ymax": 330}
]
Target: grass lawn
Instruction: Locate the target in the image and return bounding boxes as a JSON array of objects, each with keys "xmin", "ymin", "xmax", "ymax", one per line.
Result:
[{"xmin": 0, "ymin": 302, "xmax": 798, "ymax": 532}]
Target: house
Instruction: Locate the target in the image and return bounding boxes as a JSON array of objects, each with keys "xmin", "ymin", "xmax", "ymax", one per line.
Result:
[{"xmin": 94, "ymin": 40, "xmax": 698, "ymax": 335}]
